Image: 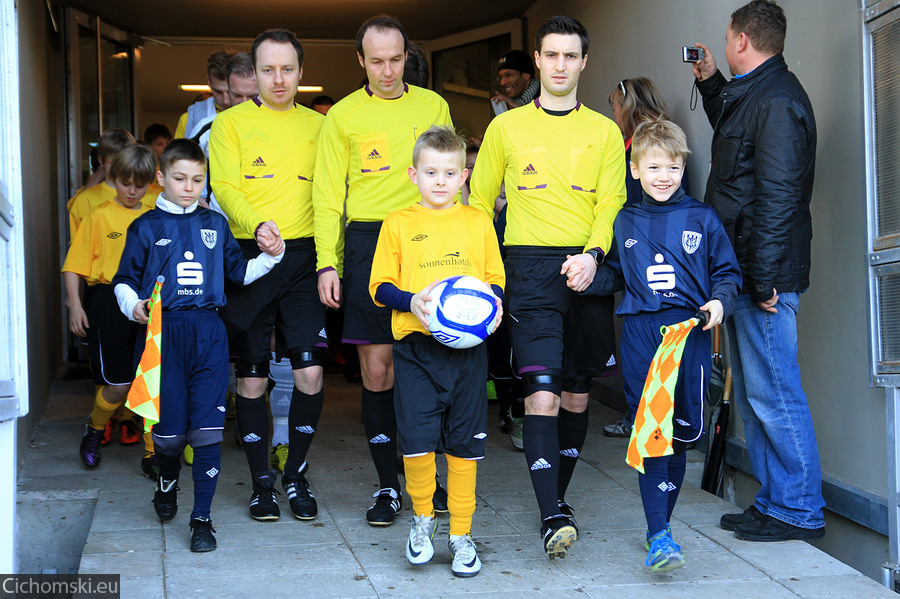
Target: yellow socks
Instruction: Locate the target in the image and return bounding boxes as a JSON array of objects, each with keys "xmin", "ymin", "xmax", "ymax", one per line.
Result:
[
  {"xmin": 88, "ymin": 386, "xmax": 122, "ymax": 431},
  {"xmin": 403, "ymin": 452, "xmax": 436, "ymax": 517},
  {"xmin": 447, "ymin": 454, "xmax": 477, "ymax": 537}
]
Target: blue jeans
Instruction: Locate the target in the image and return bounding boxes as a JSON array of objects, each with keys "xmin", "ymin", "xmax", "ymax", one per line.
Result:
[{"xmin": 726, "ymin": 292, "xmax": 826, "ymax": 529}]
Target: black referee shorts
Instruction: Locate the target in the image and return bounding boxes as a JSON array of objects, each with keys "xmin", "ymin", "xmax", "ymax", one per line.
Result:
[
  {"xmin": 504, "ymin": 245, "xmax": 616, "ymax": 394},
  {"xmin": 221, "ymin": 238, "xmax": 327, "ymax": 365},
  {"xmin": 342, "ymin": 221, "xmax": 393, "ymax": 345}
]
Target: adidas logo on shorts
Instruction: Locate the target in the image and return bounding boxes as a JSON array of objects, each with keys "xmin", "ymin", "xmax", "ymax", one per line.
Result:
[
  {"xmin": 530, "ymin": 458, "xmax": 552, "ymax": 471},
  {"xmin": 318, "ymin": 328, "xmax": 327, "ymax": 339},
  {"xmin": 369, "ymin": 434, "xmax": 391, "ymax": 444},
  {"xmin": 657, "ymin": 481, "xmax": 677, "ymax": 492},
  {"xmin": 243, "ymin": 433, "xmax": 261, "ymax": 443},
  {"xmin": 560, "ymin": 448, "xmax": 579, "ymax": 458},
  {"xmin": 295, "ymin": 425, "xmax": 315, "ymax": 434},
  {"xmin": 206, "ymin": 467, "xmax": 219, "ymax": 478},
  {"xmin": 605, "ymin": 355, "xmax": 617, "ymax": 367}
]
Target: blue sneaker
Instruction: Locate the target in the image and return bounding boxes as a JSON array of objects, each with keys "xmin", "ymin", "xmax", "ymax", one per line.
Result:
[
  {"xmin": 645, "ymin": 529, "xmax": 685, "ymax": 572},
  {"xmin": 645, "ymin": 522, "xmax": 671, "ymax": 550}
]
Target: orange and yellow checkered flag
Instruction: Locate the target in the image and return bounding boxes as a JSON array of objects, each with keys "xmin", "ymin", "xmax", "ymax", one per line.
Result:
[
  {"xmin": 626, "ymin": 315, "xmax": 704, "ymax": 473},
  {"xmin": 126, "ymin": 277, "xmax": 163, "ymax": 433}
]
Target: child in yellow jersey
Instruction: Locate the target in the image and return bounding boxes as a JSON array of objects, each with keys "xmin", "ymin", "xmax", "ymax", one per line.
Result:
[
  {"xmin": 62, "ymin": 144, "xmax": 157, "ymax": 470},
  {"xmin": 369, "ymin": 126, "xmax": 505, "ymax": 577}
]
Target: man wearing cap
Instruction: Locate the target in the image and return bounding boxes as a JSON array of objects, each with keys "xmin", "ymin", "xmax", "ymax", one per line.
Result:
[{"xmin": 492, "ymin": 49, "xmax": 539, "ymax": 109}]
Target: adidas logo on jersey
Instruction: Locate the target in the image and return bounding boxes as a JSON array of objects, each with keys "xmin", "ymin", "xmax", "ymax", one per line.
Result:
[
  {"xmin": 369, "ymin": 434, "xmax": 391, "ymax": 444},
  {"xmin": 206, "ymin": 467, "xmax": 219, "ymax": 478},
  {"xmin": 560, "ymin": 448, "xmax": 579, "ymax": 458},
  {"xmin": 657, "ymin": 481, "xmax": 677, "ymax": 493},
  {"xmin": 474, "ymin": 432, "xmax": 487, "ymax": 439},
  {"xmin": 411, "ymin": 234, "xmax": 427, "ymax": 241},
  {"xmin": 605, "ymin": 355, "xmax": 617, "ymax": 367},
  {"xmin": 522, "ymin": 163, "xmax": 537, "ymax": 175},
  {"xmin": 625, "ymin": 238, "xmax": 638, "ymax": 248},
  {"xmin": 155, "ymin": 238, "xmax": 172, "ymax": 246},
  {"xmin": 530, "ymin": 458, "xmax": 552, "ymax": 471},
  {"xmin": 243, "ymin": 433, "xmax": 261, "ymax": 443},
  {"xmin": 107, "ymin": 231, "xmax": 123, "ymax": 239},
  {"xmin": 294, "ymin": 425, "xmax": 315, "ymax": 434},
  {"xmin": 367, "ymin": 149, "xmax": 381, "ymax": 159},
  {"xmin": 252, "ymin": 156, "xmax": 266, "ymax": 167}
]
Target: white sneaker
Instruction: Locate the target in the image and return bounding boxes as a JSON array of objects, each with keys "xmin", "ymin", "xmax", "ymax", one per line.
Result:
[
  {"xmin": 406, "ymin": 514, "xmax": 436, "ymax": 565},
  {"xmin": 509, "ymin": 417, "xmax": 524, "ymax": 451},
  {"xmin": 449, "ymin": 534, "xmax": 482, "ymax": 577}
]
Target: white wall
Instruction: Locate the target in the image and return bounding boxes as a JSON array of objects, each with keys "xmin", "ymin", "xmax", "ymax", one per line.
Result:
[{"xmin": 525, "ymin": 0, "xmax": 885, "ymax": 578}]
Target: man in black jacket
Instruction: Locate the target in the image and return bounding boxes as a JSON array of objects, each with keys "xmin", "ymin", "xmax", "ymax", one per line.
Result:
[{"xmin": 692, "ymin": 0, "xmax": 825, "ymax": 542}]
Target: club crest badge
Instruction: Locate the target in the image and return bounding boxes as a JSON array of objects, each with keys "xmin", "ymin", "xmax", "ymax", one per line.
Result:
[
  {"xmin": 201, "ymin": 229, "xmax": 217, "ymax": 250},
  {"xmin": 682, "ymin": 231, "xmax": 702, "ymax": 255}
]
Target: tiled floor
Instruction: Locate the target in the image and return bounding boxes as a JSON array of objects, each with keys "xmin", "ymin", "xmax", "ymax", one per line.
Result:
[{"xmin": 17, "ymin": 375, "xmax": 896, "ymax": 598}]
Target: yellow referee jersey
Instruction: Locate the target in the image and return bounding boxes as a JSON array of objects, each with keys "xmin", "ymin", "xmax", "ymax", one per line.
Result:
[
  {"xmin": 470, "ymin": 100, "xmax": 626, "ymax": 254},
  {"xmin": 313, "ymin": 84, "xmax": 452, "ymax": 274},
  {"xmin": 209, "ymin": 98, "xmax": 323, "ymax": 240},
  {"xmin": 369, "ymin": 202, "xmax": 504, "ymax": 340}
]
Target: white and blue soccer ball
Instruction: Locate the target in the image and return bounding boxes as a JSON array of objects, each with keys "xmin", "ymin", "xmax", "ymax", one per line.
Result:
[{"xmin": 425, "ymin": 275, "xmax": 499, "ymax": 349}]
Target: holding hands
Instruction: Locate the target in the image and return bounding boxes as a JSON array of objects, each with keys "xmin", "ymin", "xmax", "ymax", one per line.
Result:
[
  {"xmin": 561, "ymin": 254, "xmax": 596, "ymax": 292},
  {"xmin": 255, "ymin": 220, "xmax": 285, "ymax": 256}
]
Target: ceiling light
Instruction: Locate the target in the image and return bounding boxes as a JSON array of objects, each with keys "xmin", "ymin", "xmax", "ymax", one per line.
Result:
[{"xmin": 179, "ymin": 85, "xmax": 324, "ymax": 92}]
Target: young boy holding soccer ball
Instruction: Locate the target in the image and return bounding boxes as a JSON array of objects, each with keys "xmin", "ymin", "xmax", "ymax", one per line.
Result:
[{"xmin": 369, "ymin": 125, "xmax": 505, "ymax": 577}]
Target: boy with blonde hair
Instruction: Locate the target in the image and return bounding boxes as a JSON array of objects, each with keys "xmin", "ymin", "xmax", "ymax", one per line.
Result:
[
  {"xmin": 369, "ymin": 125, "xmax": 504, "ymax": 577},
  {"xmin": 586, "ymin": 119, "xmax": 741, "ymax": 571}
]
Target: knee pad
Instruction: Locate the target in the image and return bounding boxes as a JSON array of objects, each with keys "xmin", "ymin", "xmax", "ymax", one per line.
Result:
[
  {"xmin": 234, "ymin": 360, "xmax": 269, "ymax": 379},
  {"xmin": 186, "ymin": 428, "xmax": 224, "ymax": 448},
  {"xmin": 286, "ymin": 348, "xmax": 325, "ymax": 370},
  {"xmin": 562, "ymin": 375, "xmax": 592, "ymax": 395},
  {"xmin": 152, "ymin": 433, "xmax": 187, "ymax": 456},
  {"xmin": 522, "ymin": 369, "xmax": 561, "ymax": 397}
]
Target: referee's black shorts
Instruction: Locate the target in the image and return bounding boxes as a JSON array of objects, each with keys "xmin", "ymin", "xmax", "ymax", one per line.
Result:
[
  {"xmin": 342, "ymin": 221, "xmax": 393, "ymax": 345},
  {"xmin": 504, "ymin": 245, "xmax": 616, "ymax": 394},
  {"xmin": 220, "ymin": 237, "xmax": 326, "ymax": 365}
]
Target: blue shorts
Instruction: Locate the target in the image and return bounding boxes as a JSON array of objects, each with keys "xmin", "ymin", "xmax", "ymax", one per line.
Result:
[
  {"xmin": 621, "ymin": 309, "xmax": 710, "ymax": 443},
  {"xmin": 147, "ymin": 310, "xmax": 229, "ymax": 437}
]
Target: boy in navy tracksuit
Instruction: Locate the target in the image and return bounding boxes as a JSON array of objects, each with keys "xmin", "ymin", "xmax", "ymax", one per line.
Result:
[
  {"xmin": 583, "ymin": 120, "xmax": 741, "ymax": 571},
  {"xmin": 113, "ymin": 139, "xmax": 284, "ymax": 552}
]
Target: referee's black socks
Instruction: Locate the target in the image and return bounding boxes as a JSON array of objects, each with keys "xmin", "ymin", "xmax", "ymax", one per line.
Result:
[
  {"xmin": 557, "ymin": 407, "xmax": 589, "ymax": 502},
  {"xmin": 523, "ymin": 414, "xmax": 561, "ymax": 521},
  {"xmin": 235, "ymin": 394, "xmax": 270, "ymax": 475},
  {"xmin": 361, "ymin": 387, "xmax": 401, "ymax": 492},
  {"xmin": 283, "ymin": 387, "xmax": 324, "ymax": 475}
]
